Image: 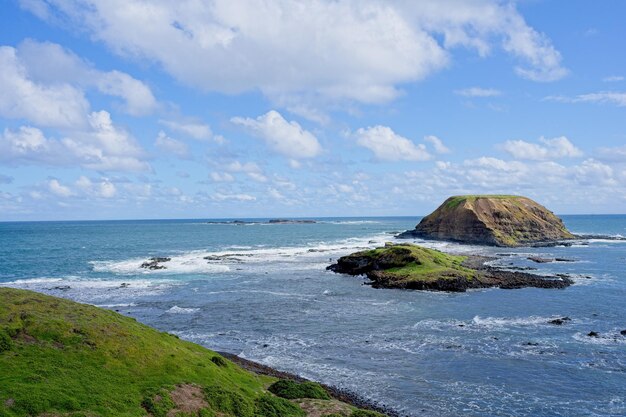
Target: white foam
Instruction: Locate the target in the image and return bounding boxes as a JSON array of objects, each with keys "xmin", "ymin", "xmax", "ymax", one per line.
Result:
[
  {"xmin": 91, "ymin": 254, "xmax": 231, "ymax": 275},
  {"xmin": 90, "ymin": 232, "xmax": 392, "ymax": 276},
  {"xmin": 167, "ymin": 305, "xmax": 200, "ymax": 314},
  {"xmin": 472, "ymin": 315, "xmax": 562, "ymax": 328}
]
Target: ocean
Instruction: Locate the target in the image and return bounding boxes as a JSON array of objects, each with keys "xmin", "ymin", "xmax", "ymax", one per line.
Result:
[{"xmin": 0, "ymin": 216, "xmax": 624, "ymax": 417}]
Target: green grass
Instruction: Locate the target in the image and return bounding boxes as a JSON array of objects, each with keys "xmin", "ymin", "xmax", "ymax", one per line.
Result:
[
  {"xmin": 269, "ymin": 380, "xmax": 330, "ymax": 400},
  {"xmin": 0, "ymin": 288, "xmax": 382, "ymax": 417},
  {"xmin": 354, "ymin": 244, "xmax": 474, "ymax": 283},
  {"xmin": 443, "ymin": 195, "xmax": 521, "ymax": 209}
]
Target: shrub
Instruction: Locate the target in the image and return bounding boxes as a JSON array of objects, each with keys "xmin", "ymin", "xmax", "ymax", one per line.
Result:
[
  {"xmin": 268, "ymin": 380, "xmax": 330, "ymax": 400},
  {"xmin": 253, "ymin": 394, "xmax": 305, "ymax": 417},
  {"xmin": 203, "ymin": 386, "xmax": 254, "ymax": 417},
  {"xmin": 211, "ymin": 355, "xmax": 228, "ymax": 367},
  {"xmin": 0, "ymin": 329, "xmax": 13, "ymax": 352},
  {"xmin": 141, "ymin": 390, "xmax": 175, "ymax": 417}
]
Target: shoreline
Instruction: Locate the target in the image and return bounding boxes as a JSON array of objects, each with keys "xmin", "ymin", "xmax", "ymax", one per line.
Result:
[{"xmin": 218, "ymin": 351, "xmax": 406, "ymax": 417}]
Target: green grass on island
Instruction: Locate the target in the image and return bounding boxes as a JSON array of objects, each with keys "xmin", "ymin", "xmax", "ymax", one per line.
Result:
[
  {"xmin": 0, "ymin": 288, "xmax": 384, "ymax": 417},
  {"xmin": 443, "ymin": 195, "xmax": 521, "ymax": 209},
  {"xmin": 338, "ymin": 243, "xmax": 475, "ymax": 284}
]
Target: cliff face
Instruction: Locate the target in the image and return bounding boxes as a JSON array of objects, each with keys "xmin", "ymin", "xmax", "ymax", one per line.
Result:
[{"xmin": 399, "ymin": 195, "xmax": 575, "ymax": 247}]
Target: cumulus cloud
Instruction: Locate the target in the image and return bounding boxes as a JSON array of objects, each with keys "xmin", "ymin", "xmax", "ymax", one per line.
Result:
[
  {"xmin": 154, "ymin": 131, "xmax": 189, "ymax": 159},
  {"xmin": 159, "ymin": 119, "xmax": 213, "ymax": 141},
  {"xmin": 0, "ymin": 111, "xmax": 150, "ymax": 172},
  {"xmin": 0, "ymin": 45, "xmax": 89, "ymax": 128},
  {"xmin": 501, "ymin": 136, "xmax": 583, "ymax": 161},
  {"xmin": 545, "ymin": 91, "xmax": 626, "ymax": 107},
  {"xmin": 231, "ymin": 110, "xmax": 321, "ymax": 159},
  {"xmin": 424, "ymin": 135, "xmax": 450, "ymax": 154},
  {"xmin": 20, "ymin": 0, "xmax": 566, "ymax": 107},
  {"xmin": 75, "ymin": 175, "xmax": 117, "ymax": 198},
  {"xmin": 16, "ymin": 40, "xmax": 157, "ymax": 116},
  {"xmin": 603, "ymin": 75, "xmax": 624, "ymax": 82},
  {"xmin": 354, "ymin": 126, "xmax": 431, "ymax": 162},
  {"xmin": 454, "ymin": 87, "xmax": 501, "ymax": 97},
  {"xmin": 48, "ymin": 179, "xmax": 73, "ymax": 197}
]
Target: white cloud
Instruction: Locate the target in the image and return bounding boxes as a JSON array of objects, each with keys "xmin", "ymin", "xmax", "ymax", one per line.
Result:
[
  {"xmin": 212, "ymin": 193, "xmax": 256, "ymax": 202},
  {"xmin": 154, "ymin": 131, "xmax": 189, "ymax": 159},
  {"xmin": 209, "ymin": 172, "xmax": 235, "ymax": 182},
  {"xmin": 231, "ymin": 110, "xmax": 321, "ymax": 158},
  {"xmin": 454, "ymin": 87, "xmax": 501, "ymax": 97},
  {"xmin": 0, "ymin": 111, "xmax": 150, "ymax": 172},
  {"xmin": 603, "ymin": 75, "xmax": 624, "ymax": 82},
  {"xmin": 597, "ymin": 145, "xmax": 626, "ymax": 162},
  {"xmin": 48, "ymin": 179, "xmax": 73, "ymax": 197},
  {"xmin": 16, "ymin": 40, "xmax": 157, "ymax": 116},
  {"xmin": 226, "ymin": 161, "xmax": 263, "ymax": 174},
  {"xmin": 0, "ymin": 45, "xmax": 89, "ymax": 128},
  {"xmin": 159, "ymin": 119, "xmax": 213, "ymax": 141},
  {"xmin": 501, "ymin": 136, "xmax": 583, "ymax": 161},
  {"xmin": 98, "ymin": 180, "xmax": 117, "ymax": 198},
  {"xmin": 21, "ymin": 0, "xmax": 566, "ymax": 107},
  {"xmin": 354, "ymin": 125, "xmax": 431, "ymax": 162},
  {"xmin": 545, "ymin": 91, "xmax": 626, "ymax": 107},
  {"xmin": 424, "ymin": 135, "xmax": 450, "ymax": 154}
]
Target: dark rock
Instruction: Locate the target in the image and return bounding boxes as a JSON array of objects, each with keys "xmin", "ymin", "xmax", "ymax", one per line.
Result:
[
  {"xmin": 548, "ymin": 317, "xmax": 571, "ymax": 325},
  {"xmin": 52, "ymin": 285, "xmax": 71, "ymax": 291},
  {"xmin": 528, "ymin": 256, "xmax": 553, "ymax": 263},
  {"xmin": 620, "ymin": 330, "xmax": 626, "ymax": 336},
  {"xmin": 524, "ymin": 342, "xmax": 539, "ymax": 346},
  {"xmin": 268, "ymin": 219, "xmax": 316, "ymax": 224},
  {"xmin": 587, "ymin": 331, "xmax": 599, "ymax": 338},
  {"xmin": 140, "ymin": 257, "xmax": 171, "ymax": 270}
]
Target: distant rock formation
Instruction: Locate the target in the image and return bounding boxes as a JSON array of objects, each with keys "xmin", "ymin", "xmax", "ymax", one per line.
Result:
[{"xmin": 398, "ymin": 195, "xmax": 574, "ymax": 247}]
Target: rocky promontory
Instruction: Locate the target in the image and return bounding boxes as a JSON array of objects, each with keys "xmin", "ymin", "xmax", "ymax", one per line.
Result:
[
  {"xmin": 327, "ymin": 243, "xmax": 572, "ymax": 292},
  {"xmin": 398, "ymin": 195, "xmax": 575, "ymax": 247}
]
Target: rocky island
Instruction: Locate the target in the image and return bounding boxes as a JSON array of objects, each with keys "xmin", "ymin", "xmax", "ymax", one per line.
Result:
[
  {"xmin": 327, "ymin": 243, "xmax": 572, "ymax": 291},
  {"xmin": 398, "ymin": 195, "xmax": 575, "ymax": 247}
]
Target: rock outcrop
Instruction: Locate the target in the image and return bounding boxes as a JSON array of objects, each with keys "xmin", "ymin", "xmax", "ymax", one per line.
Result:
[
  {"xmin": 398, "ymin": 195, "xmax": 574, "ymax": 247},
  {"xmin": 327, "ymin": 243, "xmax": 572, "ymax": 292}
]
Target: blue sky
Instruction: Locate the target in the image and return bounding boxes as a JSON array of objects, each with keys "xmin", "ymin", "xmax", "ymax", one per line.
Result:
[{"xmin": 1, "ymin": 0, "xmax": 625, "ymax": 220}]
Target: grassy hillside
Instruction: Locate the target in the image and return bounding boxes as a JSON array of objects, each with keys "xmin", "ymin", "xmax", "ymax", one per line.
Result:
[{"xmin": 0, "ymin": 288, "xmax": 383, "ymax": 417}]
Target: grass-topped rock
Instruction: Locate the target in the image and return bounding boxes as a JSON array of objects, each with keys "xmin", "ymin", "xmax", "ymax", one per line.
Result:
[
  {"xmin": 398, "ymin": 195, "xmax": 575, "ymax": 247},
  {"xmin": 0, "ymin": 288, "xmax": 388, "ymax": 417},
  {"xmin": 328, "ymin": 243, "xmax": 573, "ymax": 291}
]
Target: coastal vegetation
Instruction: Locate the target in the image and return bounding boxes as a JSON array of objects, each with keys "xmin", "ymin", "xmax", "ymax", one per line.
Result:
[
  {"xmin": 328, "ymin": 243, "xmax": 572, "ymax": 291},
  {"xmin": 0, "ymin": 288, "xmax": 384, "ymax": 417}
]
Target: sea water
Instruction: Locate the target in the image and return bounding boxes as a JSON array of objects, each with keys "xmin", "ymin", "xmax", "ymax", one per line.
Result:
[{"xmin": 0, "ymin": 216, "xmax": 624, "ymax": 417}]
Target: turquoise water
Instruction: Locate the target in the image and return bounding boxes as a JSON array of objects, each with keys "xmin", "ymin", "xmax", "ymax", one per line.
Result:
[{"xmin": 1, "ymin": 216, "xmax": 625, "ymax": 416}]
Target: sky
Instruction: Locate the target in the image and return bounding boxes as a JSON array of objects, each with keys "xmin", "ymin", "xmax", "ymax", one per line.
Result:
[{"xmin": 0, "ymin": 0, "xmax": 625, "ymax": 221}]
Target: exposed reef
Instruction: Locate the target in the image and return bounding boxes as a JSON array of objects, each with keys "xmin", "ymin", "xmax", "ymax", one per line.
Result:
[
  {"xmin": 398, "ymin": 195, "xmax": 575, "ymax": 247},
  {"xmin": 206, "ymin": 219, "xmax": 317, "ymax": 225},
  {"xmin": 327, "ymin": 243, "xmax": 572, "ymax": 292}
]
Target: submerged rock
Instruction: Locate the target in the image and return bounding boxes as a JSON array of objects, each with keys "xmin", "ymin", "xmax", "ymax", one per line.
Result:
[
  {"xmin": 327, "ymin": 243, "xmax": 572, "ymax": 292},
  {"xmin": 398, "ymin": 195, "xmax": 575, "ymax": 247}
]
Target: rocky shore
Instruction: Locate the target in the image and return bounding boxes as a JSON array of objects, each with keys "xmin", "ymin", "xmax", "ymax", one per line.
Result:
[
  {"xmin": 328, "ymin": 243, "xmax": 573, "ymax": 292},
  {"xmin": 220, "ymin": 352, "xmax": 403, "ymax": 417}
]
